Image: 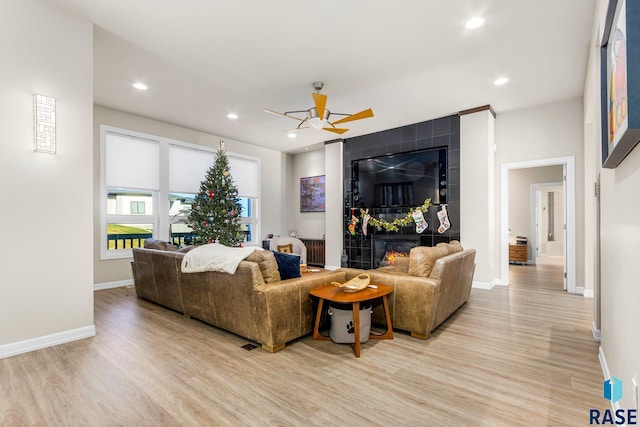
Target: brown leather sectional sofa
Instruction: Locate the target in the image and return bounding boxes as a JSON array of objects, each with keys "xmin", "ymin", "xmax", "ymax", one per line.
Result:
[{"xmin": 130, "ymin": 241, "xmax": 475, "ymax": 352}]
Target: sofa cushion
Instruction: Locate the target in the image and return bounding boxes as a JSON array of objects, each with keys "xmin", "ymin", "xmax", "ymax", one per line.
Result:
[
  {"xmin": 408, "ymin": 246, "xmax": 449, "ymax": 278},
  {"xmin": 245, "ymin": 249, "xmax": 281, "ymax": 283},
  {"xmin": 436, "ymin": 240, "xmax": 463, "ymax": 255},
  {"xmin": 143, "ymin": 238, "xmax": 179, "ymax": 251},
  {"xmin": 276, "ymin": 243, "xmax": 294, "ymax": 254},
  {"xmin": 380, "ymin": 253, "xmax": 410, "ymax": 274},
  {"xmin": 449, "ymin": 240, "xmax": 464, "ymax": 253},
  {"xmin": 272, "ymin": 251, "xmax": 301, "ymax": 280},
  {"xmin": 144, "ymin": 239, "xmax": 168, "ymax": 250}
]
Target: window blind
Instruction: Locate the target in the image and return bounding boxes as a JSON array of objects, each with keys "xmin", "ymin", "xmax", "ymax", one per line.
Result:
[
  {"xmin": 228, "ymin": 156, "xmax": 259, "ymax": 198},
  {"xmin": 169, "ymin": 145, "xmax": 215, "ymax": 194},
  {"xmin": 105, "ymin": 133, "xmax": 160, "ymax": 191}
]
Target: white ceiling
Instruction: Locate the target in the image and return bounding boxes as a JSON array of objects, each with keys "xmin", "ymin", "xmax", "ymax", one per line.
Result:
[{"xmin": 45, "ymin": 0, "xmax": 596, "ymax": 153}]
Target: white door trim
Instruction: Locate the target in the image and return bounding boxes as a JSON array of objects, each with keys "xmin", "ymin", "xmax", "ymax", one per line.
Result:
[{"xmin": 500, "ymin": 156, "xmax": 576, "ymax": 293}]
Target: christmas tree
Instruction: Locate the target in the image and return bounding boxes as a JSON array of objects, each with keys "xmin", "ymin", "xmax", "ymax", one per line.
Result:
[{"xmin": 188, "ymin": 142, "xmax": 243, "ymax": 246}]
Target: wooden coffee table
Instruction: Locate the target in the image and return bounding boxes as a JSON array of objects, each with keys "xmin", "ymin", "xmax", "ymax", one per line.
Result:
[{"xmin": 309, "ymin": 283, "xmax": 393, "ymax": 357}]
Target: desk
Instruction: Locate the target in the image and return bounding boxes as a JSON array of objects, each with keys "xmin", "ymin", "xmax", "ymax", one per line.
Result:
[{"xmin": 309, "ymin": 283, "xmax": 393, "ymax": 357}]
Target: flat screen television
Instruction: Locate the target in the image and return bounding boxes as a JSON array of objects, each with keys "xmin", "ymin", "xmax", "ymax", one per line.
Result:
[{"xmin": 352, "ymin": 147, "xmax": 447, "ymax": 208}]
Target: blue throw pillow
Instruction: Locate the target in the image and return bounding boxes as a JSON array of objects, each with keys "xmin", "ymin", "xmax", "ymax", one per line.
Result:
[{"xmin": 272, "ymin": 251, "xmax": 301, "ymax": 280}]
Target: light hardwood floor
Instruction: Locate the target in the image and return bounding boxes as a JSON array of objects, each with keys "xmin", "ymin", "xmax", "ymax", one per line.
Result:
[{"xmin": 0, "ymin": 266, "xmax": 603, "ymax": 426}]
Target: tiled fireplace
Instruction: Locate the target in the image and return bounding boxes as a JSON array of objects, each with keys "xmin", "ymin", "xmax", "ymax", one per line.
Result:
[{"xmin": 342, "ymin": 114, "xmax": 461, "ymax": 270}]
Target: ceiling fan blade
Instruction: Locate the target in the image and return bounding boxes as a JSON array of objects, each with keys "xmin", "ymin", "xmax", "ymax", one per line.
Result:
[
  {"xmin": 264, "ymin": 108, "xmax": 306, "ymax": 122},
  {"xmin": 312, "ymin": 93, "xmax": 327, "ymax": 119},
  {"xmin": 286, "ymin": 126, "xmax": 310, "ymax": 132},
  {"xmin": 331, "ymin": 108, "xmax": 374, "ymax": 125},
  {"xmin": 323, "ymin": 127, "xmax": 349, "ymax": 135}
]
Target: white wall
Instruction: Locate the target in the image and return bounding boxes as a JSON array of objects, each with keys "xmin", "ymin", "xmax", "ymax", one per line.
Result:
[
  {"xmin": 290, "ymin": 149, "xmax": 326, "ymax": 239},
  {"xmin": 585, "ymin": 0, "xmax": 640, "ymax": 410},
  {"xmin": 496, "ymin": 98, "xmax": 585, "ymax": 287},
  {"xmin": 324, "ymin": 142, "xmax": 343, "ymax": 269},
  {"xmin": 460, "ymin": 110, "xmax": 498, "ymax": 286},
  {"xmin": 0, "ymin": 0, "xmax": 95, "ymax": 356},
  {"xmin": 93, "ymin": 105, "xmax": 289, "ymax": 285}
]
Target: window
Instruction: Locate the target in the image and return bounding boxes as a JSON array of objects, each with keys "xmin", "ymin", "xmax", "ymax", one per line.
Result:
[
  {"xmin": 229, "ymin": 157, "xmax": 259, "ymax": 245},
  {"xmin": 101, "ymin": 125, "xmax": 261, "ymax": 259},
  {"xmin": 130, "ymin": 201, "xmax": 145, "ymax": 214},
  {"xmin": 106, "ymin": 190, "xmax": 154, "ymax": 250},
  {"xmin": 169, "ymin": 193, "xmax": 194, "ymax": 246},
  {"xmin": 239, "ymin": 197, "xmax": 257, "ymax": 243}
]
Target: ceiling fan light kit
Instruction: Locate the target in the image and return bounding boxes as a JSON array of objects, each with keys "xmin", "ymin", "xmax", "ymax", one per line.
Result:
[{"xmin": 265, "ymin": 82, "xmax": 374, "ymax": 136}]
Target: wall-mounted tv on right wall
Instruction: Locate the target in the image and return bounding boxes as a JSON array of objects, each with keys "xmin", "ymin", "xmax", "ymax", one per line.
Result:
[{"xmin": 352, "ymin": 147, "xmax": 447, "ymax": 208}]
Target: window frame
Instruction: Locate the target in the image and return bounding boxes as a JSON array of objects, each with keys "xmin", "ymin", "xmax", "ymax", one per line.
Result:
[{"xmin": 100, "ymin": 125, "xmax": 261, "ymax": 260}]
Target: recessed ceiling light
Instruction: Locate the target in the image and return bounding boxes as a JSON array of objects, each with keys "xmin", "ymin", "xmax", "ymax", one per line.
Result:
[
  {"xmin": 288, "ymin": 132, "xmax": 297, "ymax": 139},
  {"xmin": 494, "ymin": 77, "xmax": 509, "ymax": 86},
  {"xmin": 465, "ymin": 17, "xmax": 484, "ymax": 29},
  {"xmin": 227, "ymin": 113, "xmax": 238, "ymax": 119},
  {"xmin": 132, "ymin": 82, "xmax": 148, "ymax": 90}
]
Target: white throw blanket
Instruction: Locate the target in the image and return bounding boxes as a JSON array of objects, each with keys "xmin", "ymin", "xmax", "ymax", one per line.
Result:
[{"xmin": 181, "ymin": 243, "xmax": 260, "ymax": 274}]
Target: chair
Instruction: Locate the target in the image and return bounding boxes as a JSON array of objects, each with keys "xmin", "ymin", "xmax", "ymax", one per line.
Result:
[{"xmin": 268, "ymin": 237, "xmax": 307, "ymax": 265}]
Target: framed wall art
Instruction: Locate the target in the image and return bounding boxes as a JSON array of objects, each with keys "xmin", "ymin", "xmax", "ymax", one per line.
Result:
[
  {"xmin": 600, "ymin": 0, "xmax": 640, "ymax": 168},
  {"xmin": 300, "ymin": 175, "xmax": 325, "ymax": 212}
]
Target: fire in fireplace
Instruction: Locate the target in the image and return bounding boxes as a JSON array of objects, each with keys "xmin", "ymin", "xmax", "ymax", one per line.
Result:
[{"xmin": 373, "ymin": 238, "xmax": 418, "ymax": 269}]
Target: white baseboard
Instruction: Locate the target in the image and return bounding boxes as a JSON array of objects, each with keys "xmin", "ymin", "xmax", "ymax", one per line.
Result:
[
  {"xmin": 583, "ymin": 289, "xmax": 594, "ymax": 298},
  {"xmin": 599, "ymin": 346, "xmax": 620, "ymax": 411},
  {"xmin": 324, "ymin": 265, "xmax": 341, "ymax": 271},
  {"xmin": 472, "ymin": 281, "xmax": 495, "ymax": 290},
  {"xmin": 0, "ymin": 325, "xmax": 96, "ymax": 360},
  {"xmin": 600, "ymin": 346, "xmax": 610, "ymax": 379},
  {"xmin": 94, "ymin": 279, "xmax": 134, "ymax": 291},
  {"xmin": 576, "ymin": 286, "xmax": 585, "ymax": 295},
  {"xmin": 593, "ymin": 321, "xmax": 601, "ymax": 341}
]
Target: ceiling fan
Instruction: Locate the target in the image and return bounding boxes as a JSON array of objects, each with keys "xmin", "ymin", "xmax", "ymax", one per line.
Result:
[{"xmin": 264, "ymin": 82, "xmax": 374, "ymax": 135}]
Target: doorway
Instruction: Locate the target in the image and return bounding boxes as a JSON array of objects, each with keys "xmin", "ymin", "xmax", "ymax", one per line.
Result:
[
  {"xmin": 533, "ymin": 182, "xmax": 565, "ymax": 267},
  {"xmin": 500, "ymin": 157, "xmax": 576, "ymax": 293}
]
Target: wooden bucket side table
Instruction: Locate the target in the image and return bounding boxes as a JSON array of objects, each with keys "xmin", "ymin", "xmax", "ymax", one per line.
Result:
[{"xmin": 309, "ymin": 283, "xmax": 393, "ymax": 357}]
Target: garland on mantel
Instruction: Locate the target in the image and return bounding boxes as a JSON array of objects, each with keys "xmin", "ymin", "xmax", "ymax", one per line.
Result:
[{"xmin": 348, "ymin": 198, "xmax": 431, "ymax": 235}]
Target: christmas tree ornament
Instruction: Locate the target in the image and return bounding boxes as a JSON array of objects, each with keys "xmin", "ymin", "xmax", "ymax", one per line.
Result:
[{"xmin": 437, "ymin": 205, "xmax": 451, "ymax": 233}]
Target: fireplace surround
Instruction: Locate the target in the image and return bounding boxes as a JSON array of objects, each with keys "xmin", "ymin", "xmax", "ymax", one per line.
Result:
[{"xmin": 343, "ymin": 114, "xmax": 460, "ymax": 270}]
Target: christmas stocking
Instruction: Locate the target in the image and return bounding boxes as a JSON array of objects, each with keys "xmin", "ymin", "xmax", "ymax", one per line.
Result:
[
  {"xmin": 348, "ymin": 211, "xmax": 359, "ymax": 236},
  {"xmin": 362, "ymin": 209, "xmax": 371, "ymax": 236},
  {"xmin": 437, "ymin": 205, "xmax": 451, "ymax": 233},
  {"xmin": 412, "ymin": 210, "xmax": 428, "ymax": 234}
]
